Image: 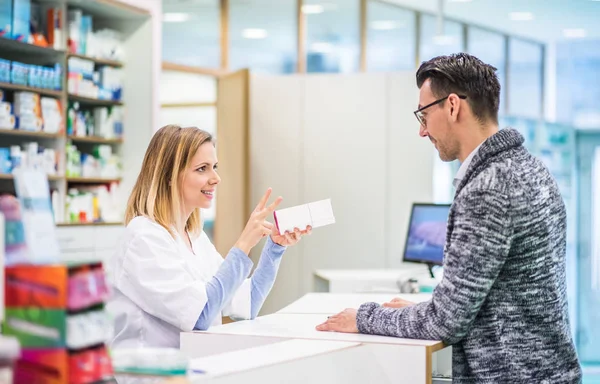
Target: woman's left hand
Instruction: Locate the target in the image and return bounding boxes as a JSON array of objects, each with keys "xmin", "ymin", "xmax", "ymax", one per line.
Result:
[{"xmin": 271, "ymin": 225, "xmax": 312, "ymax": 246}]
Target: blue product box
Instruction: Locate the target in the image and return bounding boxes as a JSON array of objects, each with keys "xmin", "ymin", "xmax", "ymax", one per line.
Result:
[
  {"xmin": 27, "ymin": 65, "xmax": 37, "ymax": 87},
  {"xmin": 11, "ymin": 0, "xmax": 30, "ymax": 43},
  {"xmin": 0, "ymin": 58, "xmax": 11, "ymax": 83},
  {"xmin": 0, "ymin": 147, "xmax": 10, "ymax": 173},
  {"xmin": 0, "ymin": 0, "xmax": 11, "ymax": 38},
  {"xmin": 10, "ymin": 62, "xmax": 28, "ymax": 85},
  {"xmin": 53, "ymin": 63, "xmax": 62, "ymax": 90}
]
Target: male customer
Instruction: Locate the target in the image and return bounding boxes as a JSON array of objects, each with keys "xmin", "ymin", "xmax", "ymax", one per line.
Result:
[{"xmin": 316, "ymin": 53, "xmax": 582, "ymax": 383}]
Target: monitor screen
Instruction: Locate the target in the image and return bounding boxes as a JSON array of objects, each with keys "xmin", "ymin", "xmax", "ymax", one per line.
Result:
[{"xmin": 402, "ymin": 203, "xmax": 450, "ymax": 266}]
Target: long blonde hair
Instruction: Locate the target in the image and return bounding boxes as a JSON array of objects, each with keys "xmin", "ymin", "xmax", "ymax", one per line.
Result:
[{"xmin": 125, "ymin": 124, "xmax": 214, "ymax": 238}]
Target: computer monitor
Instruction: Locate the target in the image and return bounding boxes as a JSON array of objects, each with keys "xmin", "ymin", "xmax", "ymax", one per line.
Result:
[{"xmin": 402, "ymin": 203, "xmax": 451, "ymax": 277}]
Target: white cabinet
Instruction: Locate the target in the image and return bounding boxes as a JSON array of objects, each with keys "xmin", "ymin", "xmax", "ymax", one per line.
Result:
[{"xmin": 56, "ymin": 225, "xmax": 125, "ymax": 265}]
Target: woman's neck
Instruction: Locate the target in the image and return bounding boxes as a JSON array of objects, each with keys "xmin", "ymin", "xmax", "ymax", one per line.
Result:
[{"xmin": 175, "ymin": 209, "xmax": 193, "ymax": 237}]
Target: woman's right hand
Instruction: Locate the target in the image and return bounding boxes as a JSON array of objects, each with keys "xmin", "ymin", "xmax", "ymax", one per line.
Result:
[{"xmin": 234, "ymin": 188, "xmax": 282, "ymax": 255}]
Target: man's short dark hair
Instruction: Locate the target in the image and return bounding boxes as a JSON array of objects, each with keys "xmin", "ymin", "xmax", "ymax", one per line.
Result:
[{"xmin": 416, "ymin": 53, "xmax": 501, "ymax": 124}]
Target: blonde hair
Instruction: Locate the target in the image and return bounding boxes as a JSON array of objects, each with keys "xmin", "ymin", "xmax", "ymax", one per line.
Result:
[{"xmin": 125, "ymin": 124, "xmax": 214, "ymax": 238}]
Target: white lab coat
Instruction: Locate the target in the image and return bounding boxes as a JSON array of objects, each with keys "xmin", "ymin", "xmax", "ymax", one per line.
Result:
[{"xmin": 106, "ymin": 216, "xmax": 252, "ymax": 349}]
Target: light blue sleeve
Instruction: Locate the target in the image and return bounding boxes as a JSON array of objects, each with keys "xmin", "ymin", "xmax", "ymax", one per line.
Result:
[
  {"xmin": 194, "ymin": 247, "xmax": 253, "ymax": 330},
  {"xmin": 250, "ymin": 237, "xmax": 286, "ymax": 319}
]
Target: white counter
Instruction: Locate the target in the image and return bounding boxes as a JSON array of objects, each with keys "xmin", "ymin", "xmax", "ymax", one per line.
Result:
[
  {"xmin": 314, "ymin": 267, "xmax": 432, "ymax": 293},
  {"xmin": 188, "ymin": 339, "xmax": 378, "ymax": 383},
  {"xmin": 187, "ymin": 338, "xmax": 441, "ymax": 384},
  {"xmin": 278, "ymin": 292, "xmax": 432, "ymax": 314},
  {"xmin": 181, "ymin": 311, "xmax": 449, "ymax": 384}
]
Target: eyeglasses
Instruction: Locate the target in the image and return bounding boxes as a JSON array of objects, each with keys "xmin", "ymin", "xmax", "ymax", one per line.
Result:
[{"xmin": 414, "ymin": 94, "xmax": 467, "ymax": 128}]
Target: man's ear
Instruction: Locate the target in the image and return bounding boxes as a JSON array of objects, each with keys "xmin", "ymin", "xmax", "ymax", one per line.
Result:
[{"xmin": 448, "ymin": 93, "xmax": 462, "ymax": 123}]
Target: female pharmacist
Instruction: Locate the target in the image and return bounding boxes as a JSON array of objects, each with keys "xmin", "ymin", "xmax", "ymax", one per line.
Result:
[{"xmin": 107, "ymin": 125, "xmax": 310, "ymax": 348}]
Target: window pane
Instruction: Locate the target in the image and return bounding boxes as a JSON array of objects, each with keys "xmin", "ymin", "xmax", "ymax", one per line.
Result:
[
  {"xmin": 367, "ymin": 2, "xmax": 416, "ymax": 72},
  {"xmin": 159, "ymin": 107, "xmax": 217, "ymax": 135},
  {"xmin": 420, "ymin": 15, "xmax": 464, "ymax": 204},
  {"xmin": 160, "ymin": 71, "xmax": 217, "ymax": 104},
  {"xmin": 467, "ymin": 27, "xmax": 506, "ymax": 115},
  {"xmin": 557, "ymin": 41, "xmax": 600, "ymax": 128},
  {"xmin": 419, "ymin": 15, "xmax": 464, "ymax": 61},
  {"xmin": 229, "ymin": 0, "xmax": 297, "ymax": 74},
  {"xmin": 508, "ymin": 38, "xmax": 543, "ymax": 119},
  {"xmin": 162, "ymin": 0, "xmax": 220, "ymax": 68},
  {"xmin": 305, "ymin": 0, "xmax": 360, "ymax": 73}
]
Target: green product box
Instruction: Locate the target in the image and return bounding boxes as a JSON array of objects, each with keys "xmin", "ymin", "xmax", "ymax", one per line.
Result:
[{"xmin": 2, "ymin": 307, "xmax": 66, "ymax": 348}]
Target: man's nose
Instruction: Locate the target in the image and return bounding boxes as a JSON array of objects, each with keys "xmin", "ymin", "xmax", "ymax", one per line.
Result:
[{"xmin": 419, "ymin": 124, "xmax": 428, "ymax": 138}]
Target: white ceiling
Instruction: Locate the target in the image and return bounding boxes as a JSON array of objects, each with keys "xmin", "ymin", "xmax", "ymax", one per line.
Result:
[
  {"xmin": 384, "ymin": 0, "xmax": 600, "ymax": 43},
  {"xmin": 161, "ymin": 0, "xmax": 600, "ymax": 43}
]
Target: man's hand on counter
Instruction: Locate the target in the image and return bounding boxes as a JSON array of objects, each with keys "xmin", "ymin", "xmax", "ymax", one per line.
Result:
[{"xmin": 315, "ymin": 308, "xmax": 359, "ymax": 333}]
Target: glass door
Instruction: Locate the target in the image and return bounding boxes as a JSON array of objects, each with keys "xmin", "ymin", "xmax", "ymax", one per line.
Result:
[{"xmin": 576, "ymin": 131, "xmax": 600, "ymax": 365}]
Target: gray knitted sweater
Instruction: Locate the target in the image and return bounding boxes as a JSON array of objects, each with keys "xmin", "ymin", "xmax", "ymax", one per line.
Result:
[{"xmin": 357, "ymin": 128, "xmax": 582, "ymax": 383}]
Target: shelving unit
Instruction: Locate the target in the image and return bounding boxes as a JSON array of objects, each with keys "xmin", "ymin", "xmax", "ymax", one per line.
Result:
[
  {"xmin": 66, "ymin": 177, "xmax": 121, "ymax": 184},
  {"xmin": 0, "ymin": 129, "xmax": 64, "ymax": 139},
  {"xmin": 68, "ymin": 94, "xmax": 123, "ymax": 106},
  {"xmin": 0, "ymin": 35, "xmax": 65, "ymax": 59},
  {"xmin": 67, "ymin": 53, "xmax": 123, "ymax": 68},
  {"xmin": 0, "ymin": 82, "xmax": 63, "ymax": 97},
  {"xmin": 0, "ymin": 0, "xmax": 157, "ymax": 228},
  {"xmin": 68, "ymin": 135, "xmax": 123, "ymax": 144},
  {"xmin": 56, "ymin": 221, "xmax": 122, "ymax": 227},
  {"xmin": 0, "ymin": 173, "xmax": 63, "ymax": 181}
]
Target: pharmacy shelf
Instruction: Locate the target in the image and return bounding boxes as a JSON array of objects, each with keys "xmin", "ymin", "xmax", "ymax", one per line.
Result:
[
  {"xmin": 68, "ymin": 135, "xmax": 123, "ymax": 144},
  {"xmin": 0, "ymin": 129, "xmax": 65, "ymax": 139},
  {"xmin": 0, "ymin": 82, "xmax": 63, "ymax": 98},
  {"xmin": 68, "ymin": 53, "xmax": 123, "ymax": 68},
  {"xmin": 66, "ymin": 177, "xmax": 121, "ymax": 184},
  {"xmin": 56, "ymin": 221, "xmax": 123, "ymax": 227},
  {"xmin": 0, "ymin": 37, "xmax": 65, "ymax": 60},
  {"xmin": 0, "ymin": 174, "xmax": 64, "ymax": 181},
  {"xmin": 68, "ymin": 94, "xmax": 123, "ymax": 106}
]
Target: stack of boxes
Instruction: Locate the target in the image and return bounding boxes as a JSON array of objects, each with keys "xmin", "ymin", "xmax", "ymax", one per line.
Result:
[
  {"xmin": 3, "ymin": 262, "xmax": 115, "ymax": 383},
  {"xmin": 0, "ymin": 90, "xmax": 63, "ymax": 133},
  {"xmin": 67, "ymin": 57, "xmax": 123, "ymax": 101},
  {"xmin": 13, "ymin": 91, "xmax": 43, "ymax": 132},
  {"xmin": 0, "ymin": 90, "xmax": 16, "ymax": 130},
  {"xmin": 1, "ymin": 179, "xmax": 115, "ymax": 383}
]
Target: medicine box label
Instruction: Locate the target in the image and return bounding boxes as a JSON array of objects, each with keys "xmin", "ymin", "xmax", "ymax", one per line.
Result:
[{"xmin": 274, "ymin": 198, "xmax": 335, "ymax": 233}]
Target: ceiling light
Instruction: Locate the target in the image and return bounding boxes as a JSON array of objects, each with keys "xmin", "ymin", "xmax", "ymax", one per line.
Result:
[
  {"xmin": 162, "ymin": 13, "xmax": 190, "ymax": 23},
  {"xmin": 509, "ymin": 12, "xmax": 534, "ymax": 21},
  {"xmin": 302, "ymin": 4, "xmax": 324, "ymax": 14},
  {"xmin": 242, "ymin": 28, "xmax": 268, "ymax": 39},
  {"xmin": 310, "ymin": 42, "xmax": 334, "ymax": 53},
  {"xmin": 563, "ymin": 28, "xmax": 587, "ymax": 38},
  {"xmin": 370, "ymin": 20, "xmax": 404, "ymax": 30}
]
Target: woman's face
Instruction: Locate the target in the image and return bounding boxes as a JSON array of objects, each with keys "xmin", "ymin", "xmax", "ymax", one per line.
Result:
[{"xmin": 180, "ymin": 142, "xmax": 220, "ymax": 212}]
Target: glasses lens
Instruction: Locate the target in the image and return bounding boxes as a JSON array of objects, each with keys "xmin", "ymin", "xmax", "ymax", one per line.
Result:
[{"xmin": 416, "ymin": 111, "xmax": 426, "ymax": 127}]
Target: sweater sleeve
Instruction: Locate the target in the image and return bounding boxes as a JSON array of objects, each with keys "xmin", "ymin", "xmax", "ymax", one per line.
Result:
[
  {"xmin": 250, "ymin": 236, "xmax": 286, "ymax": 318},
  {"xmin": 357, "ymin": 188, "xmax": 513, "ymax": 345},
  {"xmin": 194, "ymin": 247, "xmax": 253, "ymax": 330}
]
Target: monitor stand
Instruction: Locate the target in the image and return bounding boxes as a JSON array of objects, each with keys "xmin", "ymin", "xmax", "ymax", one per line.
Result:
[{"xmin": 426, "ymin": 263, "xmax": 437, "ymax": 279}]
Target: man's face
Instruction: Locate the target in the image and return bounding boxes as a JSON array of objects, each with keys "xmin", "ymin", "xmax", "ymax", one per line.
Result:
[{"xmin": 417, "ymin": 79, "xmax": 459, "ymax": 162}]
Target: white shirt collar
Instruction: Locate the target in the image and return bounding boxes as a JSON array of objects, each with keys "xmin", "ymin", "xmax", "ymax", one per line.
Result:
[{"xmin": 453, "ymin": 143, "xmax": 483, "ymax": 190}]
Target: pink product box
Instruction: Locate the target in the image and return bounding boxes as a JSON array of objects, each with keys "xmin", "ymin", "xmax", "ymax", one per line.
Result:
[{"xmin": 67, "ymin": 269, "xmax": 109, "ymax": 311}]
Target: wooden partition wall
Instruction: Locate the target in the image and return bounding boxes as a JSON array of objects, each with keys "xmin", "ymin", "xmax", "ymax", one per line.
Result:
[{"xmin": 214, "ymin": 70, "xmax": 251, "ymax": 256}]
